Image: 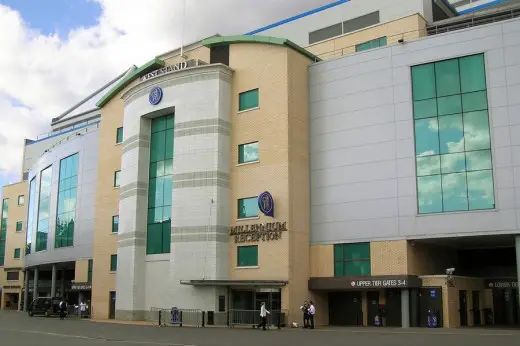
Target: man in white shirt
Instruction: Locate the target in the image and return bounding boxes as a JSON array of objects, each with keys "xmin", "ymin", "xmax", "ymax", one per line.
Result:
[
  {"xmin": 308, "ymin": 301, "xmax": 316, "ymax": 329},
  {"xmin": 257, "ymin": 302, "xmax": 270, "ymax": 331},
  {"xmin": 79, "ymin": 301, "xmax": 87, "ymax": 318}
]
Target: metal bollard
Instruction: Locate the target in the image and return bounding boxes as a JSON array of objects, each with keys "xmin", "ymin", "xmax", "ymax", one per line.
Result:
[
  {"xmin": 179, "ymin": 310, "xmax": 183, "ymax": 327},
  {"xmin": 158, "ymin": 310, "xmax": 162, "ymax": 327},
  {"xmin": 277, "ymin": 312, "xmax": 281, "ymax": 330},
  {"xmin": 202, "ymin": 311, "xmax": 205, "ymax": 328}
]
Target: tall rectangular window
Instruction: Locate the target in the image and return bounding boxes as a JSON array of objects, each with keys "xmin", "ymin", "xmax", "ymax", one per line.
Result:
[
  {"xmin": 147, "ymin": 114, "xmax": 174, "ymax": 255},
  {"xmin": 36, "ymin": 166, "xmax": 52, "ymax": 252},
  {"xmin": 0, "ymin": 199, "xmax": 8, "ymax": 266},
  {"xmin": 239, "ymin": 89, "xmax": 259, "ymax": 112},
  {"xmin": 237, "ymin": 197, "xmax": 258, "ymax": 219},
  {"xmin": 116, "ymin": 127, "xmax": 124, "ymax": 144},
  {"xmin": 14, "ymin": 248, "xmax": 21, "ymax": 259},
  {"xmin": 237, "ymin": 245, "xmax": 258, "ymax": 267},
  {"xmin": 412, "ymin": 54, "xmax": 494, "ymax": 214},
  {"xmin": 114, "ymin": 171, "xmax": 121, "ymax": 188},
  {"xmin": 88, "ymin": 259, "xmax": 93, "ymax": 282},
  {"xmin": 238, "ymin": 142, "xmax": 259, "ymax": 164},
  {"xmin": 18, "ymin": 195, "xmax": 24, "ymax": 206},
  {"xmin": 25, "ymin": 178, "xmax": 36, "ymax": 255},
  {"xmin": 355, "ymin": 36, "xmax": 387, "ymax": 52},
  {"xmin": 55, "ymin": 153, "xmax": 79, "ymax": 248},
  {"xmin": 112, "ymin": 215, "xmax": 119, "ymax": 233},
  {"xmin": 16, "ymin": 221, "xmax": 23, "ymax": 232},
  {"xmin": 110, "ymin": 254, "xmax": 117, "ymax": 272},
  {"xmin": 334, "ymin": 243, "xmax": 371, "ymax": 277}
]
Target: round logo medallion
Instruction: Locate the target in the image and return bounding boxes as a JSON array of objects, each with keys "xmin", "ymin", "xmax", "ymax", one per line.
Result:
[
  {"xmin": 149, "ymin": 87, "xmax": 163, "ymax": 105},
  {"xmin": 258, "ymin": 191, "xmax": 274, "ymax": 217}
]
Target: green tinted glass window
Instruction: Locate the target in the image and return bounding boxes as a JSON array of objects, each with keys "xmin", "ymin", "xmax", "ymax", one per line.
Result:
[
  {"xmin": 238, "ymin": 197, "xmax": 258, "ymax": 219},
  {"xmin": 16, "ymin": 221, "xmax": 22, "ymax": 232},
  {"xmin": 25, "ymin": 178, "xmax": 36, "ymax": 255},
  {"xmin": 147, "ymin": 114, "xmax": 174, "ymax": 255},
  {"xmin": 411, "ymin": 54, "xmax": 494, "ymax": 214},
  {"xmin": 112, "ymin": 216, "xmax": 119, "ymax": 233},
  {"xmin": 412, "ymin": 64, "xmax": 436, "ymax": 101},
  {"xmin": 116, "ymin": 127, "xmax": 123, "ymax": 144},
  {"xmin": 37, "ymin": 165, "xmax": 52, "ymax": 252},
  {"xmin": 14, "ymin": 248, "xmax": 21, "ymax": 259},
  {"xmin": 237, "ymin": 245, "xmax": 258, "ymax": 267},
  {"xmin": 239, "ymin": 89, "xmax": 259, "ymax": 111},
  {"xmin": 355, "ymin": 36, "xmax": 387, "ymax": 52},
  {"xmin": 110, "ymin": 255, "xmax": 117, "ymax": 271},
  {"xmin": 88, "ymin": 259, "xmax": 93, "ymax": 282},
  {"xmin": 333, "ymin": 243, "xmax": 371, "ymax": 277},
  {"xmin": 238, "ymin": 142, "xmax": 259, "ymax": 164},
  {"xmin": 55, "ymin": 153, "xmax": 79, "ymax": 248}
]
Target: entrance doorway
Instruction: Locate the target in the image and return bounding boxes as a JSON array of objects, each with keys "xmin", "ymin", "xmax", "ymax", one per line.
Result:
[
  {"xmin": 385, "ymin": 289, "xmax": 402, "ymax": 327},
  {"xmin": 472, "ymin": 291, "xmax": 481, "ymax": 326},
  {"xmin": 3, "ymin": 293, "xmax": 19, "ymax": 310},
  {"xmin": 459, "ymin": 290, "xmax": 468, "ymax": 326},
  {"xmin": 367, "ymin": 291, "xmax": 379, "ymax": 327},
  {"xmin": 328, "ymin": 291, "xmax": 362, "ymax": 326},
  {"xmin": 419, "ymin": 287, "xmax": 443, "ymax": 327},
  {"xmin": 109, "ymin": 291, "xmax": 116, "ymax": 319}
]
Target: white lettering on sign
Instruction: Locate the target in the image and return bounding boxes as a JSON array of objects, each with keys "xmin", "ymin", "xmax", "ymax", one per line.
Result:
[
  {"xmin": 141, "ymin": 61, "xmax": 189, "ymax": 81},
  {"xmin": 490, "ymin": 281, "xmax": 518, "ymax": 288},
  {"xmin": 351, "ymin": 279, "xmax": 408, "ymax": 288}
]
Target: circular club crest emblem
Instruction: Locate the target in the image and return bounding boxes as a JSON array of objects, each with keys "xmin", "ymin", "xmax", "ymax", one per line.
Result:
[
  {"xmin": 149, "ymin": 87, "xmax": 163, "ymax": 105},
  {"xmin": 351, "ymin": 281, "xmax": 356, "ymax": 287},
  {"xmin": 258, "ymin": 191, "xmax": 274, "ymax": 217}
]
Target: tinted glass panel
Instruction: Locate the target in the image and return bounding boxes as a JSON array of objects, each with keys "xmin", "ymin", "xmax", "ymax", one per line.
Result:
[
  {"xmin": 237, "ymin": 245, "xmax": 258, "ymax": 267},
  {"xmin": 147, "ymin": 115, "xmax": 174, "ymax": 254},
  {"xmin": 238, "ymin": 197, "xmax": 258, "ymax": 219},
  {"xmin": 238, "ymin": 142, "xmax": 259, "ymax": 164},
  {"xmin": 25, "ymin": 178, "xmax": 36, "ymax": 255},
  {"xmin": 55, "ymin": 153, "xmax": 79, "ymax": 248},
  {"xmin": 36, "ymin": 166, "xmax": 52, "ymax": 252},
  {"xmin": 239, "ymin": 89, "xmax": 259, "ymax": 111},
  {"xmin": 412, "ymin": 54, "xmax": 493, "ymax": 214}
]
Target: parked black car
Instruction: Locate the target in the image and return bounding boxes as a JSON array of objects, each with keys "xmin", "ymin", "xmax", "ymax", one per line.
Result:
[{"xmin": 28, "ymin": 297, "xmax": 62, "ymax": 317}]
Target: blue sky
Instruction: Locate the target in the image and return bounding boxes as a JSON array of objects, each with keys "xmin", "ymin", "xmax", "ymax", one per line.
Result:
[{"xmin": 0, "ymin": 0, "xmax": 101, "ymax": 36}]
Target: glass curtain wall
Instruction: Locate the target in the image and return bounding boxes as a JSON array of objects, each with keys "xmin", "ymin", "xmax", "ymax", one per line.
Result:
[
  {"xmin": 25, "ymin": 178, "xmax": 36, "ymax": 255},
  {"xmin": 36, "ymin": 166, "xmax": 52, "ymax": 252},
  {"xmin": 411, "ymin": 54, "xmax": 494, "ymax": 214},
  {"xmin": 0, "ymin": 199, "xmax": 8, "ymax": 266},
  {"xmin": 147, "ymin": 115, "xmax": 174, "ymax": 254},
  {"xmin": 55, "ymin": 153, "xmax": 79, "ymax": 248}
]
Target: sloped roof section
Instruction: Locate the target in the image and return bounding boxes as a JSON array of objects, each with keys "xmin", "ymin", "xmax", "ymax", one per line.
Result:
[
  {"xmin": 96, "ymin": 58, "xmax": 165, "ymax": 108},
  {"xmin": 52, "ymin": 66, "xmax": 137, "ymax": 124},
  {"xmin": 202, "ymin": 35, "xmax": 321, "ymax": 62}
]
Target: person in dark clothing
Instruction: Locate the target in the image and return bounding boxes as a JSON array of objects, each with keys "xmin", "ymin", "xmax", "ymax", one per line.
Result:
[
  {"xmin": 300, "ymin": 301, "xmax": 309, "ymax": 328},
  {"xmin": 308, "ymin": 301, "xmax": 315, "ymax": 329},
  {"xmin": 59, "ymin": 299, "xmax": 67, "ymax": 320}
]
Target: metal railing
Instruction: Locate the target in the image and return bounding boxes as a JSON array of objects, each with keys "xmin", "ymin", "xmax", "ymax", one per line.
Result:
[
  {"xmin": 36, "ymin": 118, "xmax": 100, "ymax": 141},
  {"xmin": 152, "ymin": 308, "xmax": 287, "ymax": 329},
  {"xmin": 67, "ymin": 304, "xmax": 91, "ymax": 319}
]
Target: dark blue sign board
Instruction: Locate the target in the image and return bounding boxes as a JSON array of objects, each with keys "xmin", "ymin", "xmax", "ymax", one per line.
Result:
[
  {"xmin": 149, "ymin": 87, "xmax": 163, "ymax": 105},
  {"xmin": 258, "ymin": 191, "xmax": 274, "ymax": 217}
]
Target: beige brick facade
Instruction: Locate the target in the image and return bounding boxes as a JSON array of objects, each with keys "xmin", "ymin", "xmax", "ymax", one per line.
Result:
[{"xmin": 1, "ymin": 181, "xmax": 28, "ymax": 310}]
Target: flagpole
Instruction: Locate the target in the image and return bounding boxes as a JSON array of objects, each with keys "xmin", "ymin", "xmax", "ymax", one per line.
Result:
[{"xmin": 180, "ymin": 0, "xmax": 187, "ymax": 58}]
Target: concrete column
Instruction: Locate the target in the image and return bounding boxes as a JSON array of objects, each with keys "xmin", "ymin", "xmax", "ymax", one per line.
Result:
[
  {"xmin": 23, "ymin": 270, "xmax": 30, "ymax": 311},
  {"xmin": 410, "ymin": 288, "xmax": 419, "ymax": 327},
  {"xmin": 50, "ymin": 265, "xmax": 57, "ymax": 298},
  {"xmin": 60, "ymin": 270, "xmax": 65, "ymax": 298},
  {"xmin": 401, "ymin": 289, "xmax": 410, "ymax": 328},
  {"xmin": 515, "ymin": 236, "xmax": 520, "ymax": 316},
  {"xmin": 33, "ymin": 267, "xmax": 39, "ymax": 299}
]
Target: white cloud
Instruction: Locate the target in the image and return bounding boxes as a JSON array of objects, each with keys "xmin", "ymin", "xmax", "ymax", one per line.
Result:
[{"xmin": 0, "ymin": 0, "xmax": 329, "ymax": 183}]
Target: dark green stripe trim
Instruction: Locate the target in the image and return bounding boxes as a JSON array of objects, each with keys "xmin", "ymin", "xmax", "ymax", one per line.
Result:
[
  {"xmin": 96, "ymin": 58, "xmax": 165, "ymax": 108},
  {"xmin": 201, "ymin": 35, "xmax": 321, "ymax": 62}
]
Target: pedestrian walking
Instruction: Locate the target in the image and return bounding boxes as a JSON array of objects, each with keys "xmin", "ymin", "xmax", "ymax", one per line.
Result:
[
  {"xmin": 300, "ymin": 301, "xmax": 309, "ymax": 328},
  {"xmin": 308, "ymin": 301, "xmax": 315, "ymax": 329},
  {"xmin": 80, "ymin": 301, "xmax": 87, "ymax": 318},
  {"xmin": 257, "ymin": 302, "xmax": 270, "ymax": 331},
  {"xmin": 59, "ymin": 298, "xmax": 67, "ymax": 320}
]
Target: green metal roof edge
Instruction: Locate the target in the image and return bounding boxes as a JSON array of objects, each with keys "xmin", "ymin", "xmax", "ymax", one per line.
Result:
[
  {"xmin": 201, "ymin": 35, "xmax": 321, "ymax": 62},
  {"xmin": 96, "ymin": 58, "xmax": 166, "ymax": 108}
]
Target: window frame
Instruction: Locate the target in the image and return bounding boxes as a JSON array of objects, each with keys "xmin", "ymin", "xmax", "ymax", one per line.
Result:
[
  {"xmin": 116, "ymin": 127, "xmax": 124, "ymax": 144},
  {"xmin": 237, "ymin": 245, "xmax": 258, "ymax": 267},
  {"xmin": 411, "ymin": 54, "xmax": 494, "ymax": 215},
  {"xmin": 333, "ymin": 243, "xmax": 371, "ymax": 277},
  {"xmin": 114, "ymin": 170, "xmax": 121, "ymax": 188},
  {"xmin": 88, "ymin": 259, "xmax": 93, "ymax": 282},
  {"xmin": 110, "ymin": 254, "xmax": 117, "ymax": 272},
  {"xmin": 17, "ymin": 195, "xmax": 24, "ymax": 206},
  {"xmin": 14, "ymin": 248, "xmax": 21, "ymax": 259},
  {"xmin": 16, "ymin": 221, "xmax": 23, "ymax": 233},
  {"xmin": 6, "ymin": 271, "xmax": 19, "ymax": 281},
  {"xmin": 238, "ymin": 141, "xmax": 259, "ymax": 164},
  {"xmin": 112, "ymin": 215, "xmax": 119, "ymax": 233},
  {"xmin": 237, "ymin": 197, "xmax": 259, "ymax": 219},
  {"xmin": 238, "ymin": 89, "xmax": 259, "ymax": 112}
]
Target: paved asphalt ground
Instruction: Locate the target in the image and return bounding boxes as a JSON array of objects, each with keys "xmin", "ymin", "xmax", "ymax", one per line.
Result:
[{"xmin": 1, "ymin": 311, "xmax": 520, "ymax": 346}]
